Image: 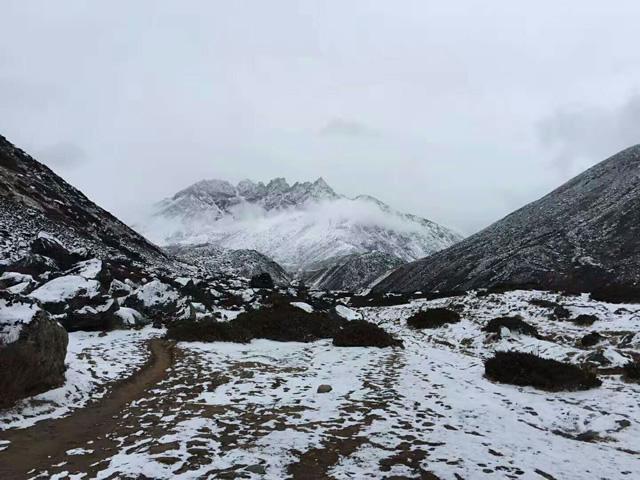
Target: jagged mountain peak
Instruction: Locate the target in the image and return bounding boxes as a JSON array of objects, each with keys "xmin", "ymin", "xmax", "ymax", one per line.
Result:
[{"xmin": 138, "ymin": 174, "xmax": 462, "ymax": 271}]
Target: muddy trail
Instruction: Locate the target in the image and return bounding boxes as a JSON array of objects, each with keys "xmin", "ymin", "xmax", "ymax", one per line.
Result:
[{"xmin": 0, "ymin": 339, "xmax": 175, "ymax": 478}]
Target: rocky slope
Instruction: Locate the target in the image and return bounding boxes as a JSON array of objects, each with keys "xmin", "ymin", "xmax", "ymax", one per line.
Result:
[
  {"xmin": 165, "ymin": 243, "xmax": 291, "ymax": 285},
  {"xmin": 303, "ymin": 251, "xmax": 405, "ymax": 292},
  {"xmin": 0, "ymin": 135, "xmax": 167, "ymax": 267},
  {"xmin": 137, "ymin": 177, "xmax": 462, "ymax": 271},
  {"xmin": 375, "ymin": 145, "xmax": 640, "ymax": 297}
]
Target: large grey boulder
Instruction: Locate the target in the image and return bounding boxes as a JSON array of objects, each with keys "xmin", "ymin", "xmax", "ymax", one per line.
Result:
[{"xmin": 0, "ymin": 298, "xmax": 68, "ymax": 408}]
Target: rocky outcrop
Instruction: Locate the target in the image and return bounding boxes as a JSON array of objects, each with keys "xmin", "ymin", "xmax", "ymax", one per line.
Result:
[{"xmin": 376, "ymin": 145, "xmax": 640, "ymax": 298}]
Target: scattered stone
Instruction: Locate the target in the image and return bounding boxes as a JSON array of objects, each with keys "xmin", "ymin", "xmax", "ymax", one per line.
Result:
[{"xmin": 317, "ymin": 384, "xmax": 332, "ymax": 393}]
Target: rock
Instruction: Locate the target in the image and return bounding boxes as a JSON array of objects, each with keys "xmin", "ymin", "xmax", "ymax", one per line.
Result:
[
  {"xmin": 108, "ymin": 279, "xmax": 131, "ymax": 297},
  {"xmin": 61, "ymin": 298, "xmax": 121, "ymax": 332},
  {"xmin": 245, "ymin": 464, "xmax": 267, "ymax": 475},
  {"xmin": 250, "ymin": 272, "xmax": 274, "ymax": 289},
  {"xmin": 31, "ymin": 233, "xmax": 82, "ymax": 269},
  {"xmin": 333, "ymin": 320, "xmax": 403, "ymax": 348},
  {"xmin": 406, "ymin": 308, "xmax": 461, "ymax": 329},
  {"xmin": 7, "ymin": 254, "xmax": 59, "ymax": 277},
  {"xmin": 124, "ymin": 279, "xmax": 180, "ymax": 318},
  {"xmin": 28, "ymin": 274, "xmax": 101, "ymax": 315},
  {"xmin": 0, "ymin": 308, "xmax": 68, "ymax": 408},
  {"xmin": 317, "ymin": 384, "xmax": 333, "ymax": 393},
  {"xmin": 331, "ymin": 305, "xmax": 361, "ymax": 321}
]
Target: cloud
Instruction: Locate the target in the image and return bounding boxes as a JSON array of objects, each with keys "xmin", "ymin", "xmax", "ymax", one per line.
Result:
[
  {"xmin": 319, "ymin": 118, "xmax": 378, "ymax": 138},
  {"xmin": 37, "ymin": 142, "xmax": 87, "ymax": 169},
  {"xmin": 538, "ymin": 95, "xmax": 640, "ymax": 173}
]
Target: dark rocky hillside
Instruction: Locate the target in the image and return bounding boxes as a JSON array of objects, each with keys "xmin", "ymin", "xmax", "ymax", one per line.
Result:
[
  {"xmin": 375, "ymin": 145, "xmax": 640, "ymax": 297},
  {"xmin": 0, "ymin": 135, "xmax": 167, "ymax": 266},
  {"xmin": 304, "ymin": 251, "xmax": 405, "ymax": 291}
]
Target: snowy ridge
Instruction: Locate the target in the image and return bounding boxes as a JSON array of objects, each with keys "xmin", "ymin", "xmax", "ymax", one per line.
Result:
[{"xmin": 137, "ymin": 177, "xmax": 462, "ymax": 271}]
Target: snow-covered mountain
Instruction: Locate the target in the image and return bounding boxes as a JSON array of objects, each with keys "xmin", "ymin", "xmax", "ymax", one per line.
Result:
[{"xmin": 137, "ymin": 177, "xmax": 462, "ymax": 271}]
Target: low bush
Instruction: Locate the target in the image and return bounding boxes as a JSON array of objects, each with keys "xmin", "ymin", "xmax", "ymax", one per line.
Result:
[
  {"xmin": 233, "ymin": 303, "xmax": 344, "ymax": 342},
  {"xmin": 349, "ymin": 293, "xmax": 411, "ymax": 308},
  {"xmin": 166, "ymin": 318, "xmax": 252, "ymax": 343},
  {"xmin": 580, "ymin": 332, "xmax": 603, "ymax": 347},
  {"xmin": 529, "ymin": 298, "xmax": 560, "ymax": 309},
  {"xmin": 407, "ymin": 308, "xmax": 460, "ymax": 329},
  {"xmin": 553, "ymin": 305, "xmax": 571, "ymax": 320},
  {"xmin": 571, "ymin": 314, "xmax": 598, "ymax": 326},
  {"xmin": 482, "ymin": 316, "xmax": 539, "ymax": 337},
  {"xmin": 623, "ymin": 361, "xmax": 640, "ymax": 382},
  {"xmin": 250, "ymin": 273, "xmax": 274, "ymax": 289},
  {"xmin": 484, "ymin": 351, "xmax": 601, "ymax": 391},
  {"xmin": 333, "ymin": 320, "xmax": 403, "ymax": 348}
]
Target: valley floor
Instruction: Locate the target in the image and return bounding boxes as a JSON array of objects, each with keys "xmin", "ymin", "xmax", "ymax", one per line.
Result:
[{"xmin": 1, "ymin": 290, "xmax": 639, "ymax": 479}]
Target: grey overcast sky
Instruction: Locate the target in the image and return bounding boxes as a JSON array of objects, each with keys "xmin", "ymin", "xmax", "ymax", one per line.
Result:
[{"xmin": 2, "ymin": 1, "xmax": 640, "ymax": 234}]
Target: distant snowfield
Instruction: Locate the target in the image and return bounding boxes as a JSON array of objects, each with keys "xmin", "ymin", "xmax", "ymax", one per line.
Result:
[{"xmin": 3, "ymin": 291, "xmax": 640, "ymax": 478}]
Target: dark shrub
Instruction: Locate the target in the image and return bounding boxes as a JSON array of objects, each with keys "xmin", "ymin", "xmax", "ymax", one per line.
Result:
[
  {"xmin": 553, "ymin": 306, "xmax": 571, "ymax": 320},
  {"xmin": 166, "ymin": 318, "xmax": 253, "ymax": 343},
  {"xmin": 349, "ymin": 293, "xmax": 411, "ymax": 308},
  {"xmin": 333, "ymin": 320, "xmax": 403, "ymax": 348},
  {"xmin": 482, "ymin": 316, "xmax": 539, "ymax": 337},
  {"xmin": 529, "ymin": 298, "xmax": 560, "ymax": 309},
  {"xmin": 590, "ymin": 286, "xmax": 640, "ymax": 304},
  {"xmin": 233, "ymin": 303, "xmax": 344, "ymax": 342},
  {"xmin": 407, "ymin": 308, "xmax": 460, "ymax": 329},
  {"xmin": 623, "ymin": 361, "xmax": 640, "ymax": 382},
  {"xmin": 580, "ymin": 332, "xmax": 603, "ymax": 347},
  {"xmin": 485, "ymin": 351, "xmax": 601, "ymax": 391},
  {"xmin": 250, "ymin": 273, "xmax": 274, "ymax": 289},
  {"xmin": 571, "ymin": 314, "xmax": 598, "ymax": 326}
]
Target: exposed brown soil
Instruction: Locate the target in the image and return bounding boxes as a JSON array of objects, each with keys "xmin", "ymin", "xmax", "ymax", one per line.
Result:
[{"xmin": 0, "ymin": 339, "xmax": 175, "ymax": 478}]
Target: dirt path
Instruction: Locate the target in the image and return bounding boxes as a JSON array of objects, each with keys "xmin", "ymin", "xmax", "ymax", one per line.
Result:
[{"xmin": 0, "ymin": 338, "xmax": 175, "ymax": 478}]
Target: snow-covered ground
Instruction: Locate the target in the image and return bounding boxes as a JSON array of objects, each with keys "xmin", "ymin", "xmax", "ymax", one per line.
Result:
[
  {"xmin": 0, "ymin": 327, "xmax": 162, "ymax": 431},
  {"xmin": 3, "ymin": 291, "xmax": 640, "ymax": 479}
]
